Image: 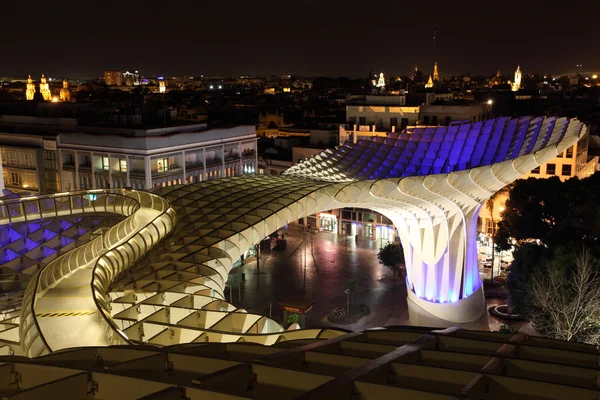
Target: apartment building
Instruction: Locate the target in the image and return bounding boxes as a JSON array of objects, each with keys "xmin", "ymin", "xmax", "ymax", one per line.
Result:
[{"xmin": 0, "ymin": 116, "xmax": 258, "ymax": 193}]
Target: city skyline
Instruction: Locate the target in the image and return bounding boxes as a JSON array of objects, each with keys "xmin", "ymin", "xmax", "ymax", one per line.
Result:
[{"xmin": 2, "ymin": 0, "xmax": 599, "ymax": 78}]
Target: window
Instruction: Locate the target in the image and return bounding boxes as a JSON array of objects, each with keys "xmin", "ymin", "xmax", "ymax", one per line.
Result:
[
  {"xmin": 8, "ymin": 151, "xmax": 17, "ymax": 165},
  {"xmin": 557, "ymin": 151, "xmax": 563, "ymax": 158},
  {"xmin": 566, "ymin": 146, "xmax": 573, "ymax": 158},
  {"xmin": 423, "ymin": 116, "xmax": 430, "ymax": 125},
  {"xmin": 561, "ymin": 164, "xmax": 572, "ymax": 176},
  {"xmin": 358, "ymin": 117, "xmax": 366, "ymax": 125},
  {"xmin": 531, "ymin": 166, "xmax": 540, "ymax": 174},
  {"xmin": 445, "ymin": 116, "xmax": 451, "ymax": 125},
  {"xmin": 486, "ymin": 219, "xmax": 497, "ymax": 234},
  {"xmin": 102, "ymin": 157, "xmax": 109, "ymax": 170},
  {"xmin": 390, "ymin": 118, "xmax": 398, "ymax": 128},
  {"xmin": 119, "ymin": 159, "xmax": 127, "ymax": 172},
  {"xmin": 11, "ymin": 172, "xmax": 19, "ymax": 185},
  {"xmin": 546, "ymin": 163, "xmax": 556, "ymax": 175},
  {"xmin": 157, "ymin": 158, "xmax": 169, "ymax": 172},
  {"xmin": 25, "ymin": 153, "xmax": 34, "ymax": 167},
  {"xmin": 401, "ymin": 118, "xmax": 409, "ymax": 128},
  {"xmin": 432, "ymin": 116, "xmax": 438, "ymax": 125},
  {"xmin": 0, "ymin": 148, "xmax": 5, "ymax": 164},
  {"xmin": 348, "ymin": 117, "xmax": 356, "ymax": 125}
]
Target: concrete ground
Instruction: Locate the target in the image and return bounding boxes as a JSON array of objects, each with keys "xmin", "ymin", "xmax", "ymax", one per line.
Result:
[
  {"xmin": 228, "ymin": 224, "xmax": 411, "ymax": 330},
  {"xmin": 227, "ymin": 224, "xmax": 511, "ymax": 332}
]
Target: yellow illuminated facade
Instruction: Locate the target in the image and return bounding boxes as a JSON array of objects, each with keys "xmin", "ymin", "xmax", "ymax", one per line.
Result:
[
  {"xmin": 25, "ymin": 75, "xmax": 35, "ymax": 100},
  {"xmin": 425, "ymin": 74, "xmax": 434, "ymax": 88},
  {"xmin": 512, "ymin": 65, "xmax": 522, "ymax": 91},
  {"xmin": 39, "ymin": 74, "xmax": 51, "ymax": 101},
  {"xmin": 59, "ymin": 80, "xmax": 70, "ymax": 101}
]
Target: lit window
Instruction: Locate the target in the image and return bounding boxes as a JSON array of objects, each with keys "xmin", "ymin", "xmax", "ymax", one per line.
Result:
[
  {"xmin": 157, "ymin": 158, "xmax": 169, "ymax": 172},
  {"xmin": 566, "ymin": 146, "xmax": 573, "ymax": 158},
  {"xmin": 546, "ymin": 163, "xmax": 556, "ymax": 175},
  {"xmin": 102, "ymin": 157, "xmax": 109, "ymax": 170},
  {"xmin": 120, "ymin": 159, "xmax": 127, "ymax": 172},
  {"xmin": 561, "ymin": 164, "xmax": 572, "ymax": 176},
  {"xmin": 11, "ymin": 172, "xmax": 19, "ymax": 185}
]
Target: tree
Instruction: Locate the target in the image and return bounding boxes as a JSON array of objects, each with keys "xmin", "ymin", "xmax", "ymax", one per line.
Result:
[
  {"xmin": 377, "ymin": 243, "xmax": 405, "ymax": 280},
  {"xmin": 287, "ymin": 313, "xmax": 299, "ymax": 327},
  {"xmin": 527, "ymin": 249, "xmax": 600, "ymax": 344}
]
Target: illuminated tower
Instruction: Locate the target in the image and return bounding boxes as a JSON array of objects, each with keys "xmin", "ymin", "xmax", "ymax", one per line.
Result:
[
  {"xmin": 159, "ymin": 80, "xmax": 166, "ymax": 93},
  {"xmin": 60, "ymin": 80, "xmax": 70, "ymax": 101},
  {"xmin": 433, "ymin": 61, "xmax": 439, "ymax": 81},
  {"xmin": 26, "ymin": 75, "xmax": 36, "ymax": 100},
  {"xmin": 425, "ymin": 74, "xmax": 434, "ymax": 88},
  {"xmin": 512, "ymin": 65, "xmax": 522, "ymax": 92},
  {"xmin": 376, "ymin": 72, "xmax": 385, "ymax": 88},
  {"xmin": 39, "ymin": 74, "xmax": 51, "ymax": 101}
]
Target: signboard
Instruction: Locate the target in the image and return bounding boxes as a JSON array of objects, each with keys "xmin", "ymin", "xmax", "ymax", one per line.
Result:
[
  {"xmin": 279, "ymin": 302, "xmax": 314, "ymax": 314},
  {"xmin": 43, "ymin": 140, "xmax": 57, "ymax": 151}
]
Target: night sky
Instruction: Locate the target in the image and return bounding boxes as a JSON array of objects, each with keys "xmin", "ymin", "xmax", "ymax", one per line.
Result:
[{"xmin": 2, "ymin": 0, "xmax": 599, "ymax": 78}]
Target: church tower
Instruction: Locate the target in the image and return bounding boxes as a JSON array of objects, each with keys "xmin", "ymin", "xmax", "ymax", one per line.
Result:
[
  {"xmin": 60, "ymin": 79, "xmax": 70, "ymax": 101},
  {"xmin": 39, "ymin": 74, "xmax": 51, "ymax": 100},
  {"xmin": 433, "ymin": 61, "xmax": 439, "ymax": 81},
  {"xmin": 425, "ymin": 74, "xmax": 434, "ymax": 88},
  {"xmin": 26, "ymin": 75, "xmax": 36, "ymax": 100},
  {"xmin": 512, "ymin": 65, "xmax": 522, "ymax": 92},
  {"xmin": 376, "ymin": 72, "xmax": 385, "ymax": 88}
]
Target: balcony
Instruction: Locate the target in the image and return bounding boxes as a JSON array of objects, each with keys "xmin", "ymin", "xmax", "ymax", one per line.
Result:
[
  {"xmin": 242, "ymin": 150, "xmax": 256, "ymax": 159},
  {"xmin": 152, "ymin": 165, "xmax": 183, "ymax": 177}
]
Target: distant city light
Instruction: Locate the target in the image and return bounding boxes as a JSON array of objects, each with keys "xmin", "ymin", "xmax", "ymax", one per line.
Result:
[
  {"xmin": 218, "ymin": 85, "xmax": 222, "ymax": 89},
  {"xmin": 593, "ymin": 75, "xmax": 598, "ymax": 79},
  {"xmin": 487, "ymin": 99, "xmax": 493, "ymax": 105},
  {"xmin": 51, "ymin": 97, "xmax": 59, "ymax": 103},
  {"xmin": 209, "ymin": 85, "xmax": 214, "ymax": 89}
]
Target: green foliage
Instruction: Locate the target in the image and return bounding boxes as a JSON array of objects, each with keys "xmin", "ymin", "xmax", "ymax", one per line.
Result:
[
  {"xmin": 348, "ymin": 279, "xmax": 357, "ymax": 293},
  {"xmin": 287, "ymin": 313, "xmax": 299, "ymax": 325},
  {"xmin": 506, "ymin": 243, "xmax": 551, "ymax": 313},
  {"xmin": 377, "ymin": 243, "xmax": 405, "ymax": 280},
  {"xmin": 494, "ymin": 174, "xmax": 600, "ymax": 253}
]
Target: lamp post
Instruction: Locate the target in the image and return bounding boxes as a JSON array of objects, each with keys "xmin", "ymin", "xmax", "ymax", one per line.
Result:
[{"xmin": 344, "ymin": 288, "xmax": 350, "ymax": 313}]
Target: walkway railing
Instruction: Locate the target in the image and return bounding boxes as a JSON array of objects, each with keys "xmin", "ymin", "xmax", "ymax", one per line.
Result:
[
  {"xmin": 12, "ymin": 190, "xmax": 173, "ymax": 357},
  {"xmin": 90, "ymin": 192, "xmax": 177, "ymax": 346}
]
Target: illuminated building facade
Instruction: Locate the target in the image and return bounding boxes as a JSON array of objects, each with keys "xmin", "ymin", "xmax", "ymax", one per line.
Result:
[
  {"xmin": 425, "ymin": 74, "xmax": 434, "ymax": 88},
  {"xmin": 0, "ymin": 117, "xmax": 258, "ymax": 193},
  {"xmin": 376, "ymin": 72, "xmax": 385, "ymax": 88},
  {"xmin": 123, "ymin": 70, "xmax": 140, "ymax": 86},
  {"xmin": 511, "ymin": 65, "xmax": 522, "ymax": 91},
  {"xmin": 103, "ymin": 70, "xmax": 123, "ymax": 86},
  {"xmin": 25, "ymin": 75, "xmax": 35, "ymax": 100},
  {"xmin": 59, "ymin": 79, "xmax": 70, "ymax": 101},
  {"xmin": 39, "ymin": 74, "xmax": 51, "ymax": 101}
]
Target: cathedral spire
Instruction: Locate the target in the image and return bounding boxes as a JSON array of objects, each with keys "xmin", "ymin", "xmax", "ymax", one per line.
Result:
[
  {"xmin": 26, "ymin": 75, "xmax": 36, "ymax": 100},
  {"xmin": 425, "ymin": 74, "xmax": 434, "ymax": 88},
  {"xmin": 39, "ymin": 74, "xmax": 51, "ymax": 101},
  {"xmin": 511, "ymin": 65, "xmax": 522, "ymax": 92}
]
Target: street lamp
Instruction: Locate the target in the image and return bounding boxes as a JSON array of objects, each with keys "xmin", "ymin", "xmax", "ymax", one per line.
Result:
[
  {"xmin": 344, "ymin": 288, "xmax": 350, "ymax": 313},
  {"xmin": 487, "ymin": 99, "xmax": 493, "ymax": 105}
]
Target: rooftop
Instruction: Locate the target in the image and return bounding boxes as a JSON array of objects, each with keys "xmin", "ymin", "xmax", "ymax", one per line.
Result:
[{"xmin": 0, "ymin": 326, "xmax": 597, "ymax": 399}]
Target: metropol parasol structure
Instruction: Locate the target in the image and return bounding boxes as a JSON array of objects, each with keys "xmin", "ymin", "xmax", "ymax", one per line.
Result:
[{"xmin": 0, "ymin": 116, "xmax": 586, "ymax": 357}]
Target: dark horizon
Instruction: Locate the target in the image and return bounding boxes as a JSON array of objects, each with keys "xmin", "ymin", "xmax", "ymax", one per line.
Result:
[{"xmin": 2, "ymin": 0, "xmax": 599, "ymax": 79}]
